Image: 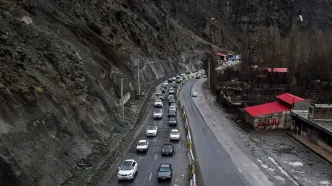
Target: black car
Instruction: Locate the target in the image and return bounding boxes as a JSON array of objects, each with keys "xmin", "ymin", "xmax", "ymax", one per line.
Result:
[
  {"xmin": 168, "ymin": 110, "xmax": 176, "ymax": 117},
  {"xmin": 168, "ymin": 78, "xmax": 172, "ymax": 83},
  {"xmin": 168, "ymin": 116, "xmax": 177, "ymax": 126},
  {"xmin": 196, "ymin": 75, "xmax": 200, "ymax": 79},
  {"xmin": 157, "ymin": 164, "xmax": 172, "ymax": 181},
  {"xmin": 161, "ymin": 144, "xmax": 174, "ymax": 156},
  {"xmin": 160, "ymin": 87, "xmax": 166, "ymax": 93}
]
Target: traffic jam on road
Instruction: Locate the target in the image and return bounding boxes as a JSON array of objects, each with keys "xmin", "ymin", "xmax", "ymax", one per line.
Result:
[{"xmin": 116, "ymin": 73, "xmax": 189, "ymax": 184}]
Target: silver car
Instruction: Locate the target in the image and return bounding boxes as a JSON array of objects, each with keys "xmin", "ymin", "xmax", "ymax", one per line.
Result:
[
  {"xmin": 146, "ymin": 126, "xmax": 158, "ymax": 136},
  {"xmin": 154, "ymin": 108, "xmax": 163, "ymax": 119}
]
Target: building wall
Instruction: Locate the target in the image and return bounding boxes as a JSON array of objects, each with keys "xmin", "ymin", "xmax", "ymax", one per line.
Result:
[
  {"xmin": 310, "ymin": 106, "xmax": 332, "ymax": 120},
  {"xmin": 293, "ymin": 101, "xmax": 310, "ymax": 110},
  {"xmin": 250, "ymin": 111, "xmax": 292, "ymax": 130},
  {"xmin": 294, "ymin": 118, "xmax": 332, "ymax": 153},
  {"xmin": 318, "ymin": 141, "xmax": 332, "ymax": 153}
]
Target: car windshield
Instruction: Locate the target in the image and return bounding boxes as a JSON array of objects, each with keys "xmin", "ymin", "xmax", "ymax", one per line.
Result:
[
  {"xmin": 169, "ymin": 117, "xmax": 176, "ymax": 121},
  {"xmin": 120, "ymin": 161, "xmax": 133, "ymax": 170},
  {"xmin": 147, "ymin": 126, "xmax": 156, "ymax": 130},
  {"xmin": 137, "ymin": 141, "xmax": 146, "ymax": 146},
  {"xmin": 155, "ymin": 109, "xmax": 162, "ymax": 113},
  {"xmin": 159, "ymin": 165, "xmax": 170, "ymax": 172},
  {"xmin": 163, "ymin": 145, "xmax": 172, "ymax": 150},
  {"xmin": 170, "ymin": 131, "xmax": 178, "ymax": 135}
]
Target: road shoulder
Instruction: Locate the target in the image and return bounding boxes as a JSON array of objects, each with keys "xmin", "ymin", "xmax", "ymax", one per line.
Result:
[{"xmin": 191, "ymin": 79, "xmax": 273, "ymax": 186}]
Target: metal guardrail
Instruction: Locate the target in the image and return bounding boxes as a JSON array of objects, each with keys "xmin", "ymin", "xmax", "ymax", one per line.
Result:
[{"xmin": 176, "ymin": 77, "xmax": 197, "ymax": 186}]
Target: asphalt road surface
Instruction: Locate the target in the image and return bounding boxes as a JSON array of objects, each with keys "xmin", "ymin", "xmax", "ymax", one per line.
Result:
[
  {"xmin": 105, "ymin": 83, "xmax": 189, "ymax": 186},
  {"xmin": 179, "ymin": 78, "xmax": 251, "ymax": 186}
]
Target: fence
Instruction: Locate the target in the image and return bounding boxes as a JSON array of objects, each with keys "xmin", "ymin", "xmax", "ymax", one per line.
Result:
[{"xmin": 176, "ymin": 76, "xmax": 197, "ymax": 186}]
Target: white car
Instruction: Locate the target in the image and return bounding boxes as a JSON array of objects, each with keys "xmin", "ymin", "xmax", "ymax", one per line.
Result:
[
  {"xmin": 191, "ymin": 91, "xmax": 198, "ymax": 97},
  {"xmin": 163, "ymin": 81, "xmax": 168, "ymax": 86},
  {"xmin": 136, "ymin": 140, "xmax": 149, "ymax": 152},
  {"xmin": 156, "ymin": 91, "xmax": 162, "ymax": 96},
  {"xmin": 169, "ymin": 88, "xmax": 175, "ymax": 94},
  {"xmin": 170, "ymin": 129, "xmax": 180, "ymax": 141},
  {"xmin": 153, "ymin": 108, "xmax": 163, "ymax": 119},
  {"xmin": 168, "ymin": 95, "xmax": 174, "ymax": 100},
  {"xmin": 154, "ymin": 99, "xmax": 163, "ymax": 107},
  {"xmin": 118, "ymin": 159, "xmax": 138, "ymax": 180},
  {"xmin": 169, "ymin": 103, "xmax": 177, "ymax": 111},
  {"xmin": 146, "ymin": 126, "xmax": 158, "ymax": 136}
]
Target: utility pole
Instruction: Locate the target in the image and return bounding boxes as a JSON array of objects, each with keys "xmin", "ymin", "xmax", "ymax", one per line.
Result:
[
  {"xmin": 208, "ymin": 58, "xmax": 211, "ymax": 88},
  {"xmin": 226, "ymin": 1, "xmax": 229, "ymax": 20},
  {"xmin": 137, "ymin": 61, "xmax": 140, "ymax": 95},
  {"xmin": 121, "ymin": 78, "xmax": 124, "ymax": 118}
]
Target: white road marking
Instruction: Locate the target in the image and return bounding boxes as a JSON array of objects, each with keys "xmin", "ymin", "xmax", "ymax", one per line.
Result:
[
  {"xmin": 149, "ymin": 172, "xmax": 152, "ymax": 181},
  {"xmin": 155, "ymin": 154, "xmax": 158, "ymax": 159}
]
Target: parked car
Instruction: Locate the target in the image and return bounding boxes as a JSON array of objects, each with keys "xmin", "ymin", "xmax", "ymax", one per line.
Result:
[
  {"xmin": 160, "ymin": 87, "xmax": 166, "ymax": 93},
  {"xmin": 168, "ymin": 78, "xmax": 172, "ymax": 83},
  {"xmin": 161, "ymin": 144, "xmax": 174, "ymax": 156},
  {"xmin": 146, "ymin": 125, "xmax": 158, "ymax": 137},
  {"xmin": 168, "ymin": 95, "xmax": 174, "ymax": 100},
  {"xmin": 191, "ymin": 91, "xmax": 198, "ymax": 97},
  {"xmin": 168, "ymin": 88, "xmax": 175, "ymax": 94},
  {"xmin": 157, "ymin": 164, "xmax": 172, "ymax": 181},
  {"xmin": 168, "ymin": 110, "xmax": 176, "ymax": 117},
  {"xmin": 196, "ymin": 75, "xmax": 200, "ymax": 79},
  {"xmin": 154, "ymin": 108, "xmax": 163, "ymax": 119},
  {"xmin": 168, "ymin": 116, "xmax": 177, "ymax": 126},
  {"xmin": 204, "ymin": 75, "xmax": 207, "ymax": 78},
  {"xmin": 118, "ymin": 159, "xmax": 138, "ymax": 181},
  {"xmin": 170, "ymin": 129, "xmax": 180, "ymax": 141},
  {"xmin": 163, "ymin": 81, "xmax": 168, "ymax": 86},
  {"xmin": 172, "ymin": 77, "xmax": 176, "ymax": 81},
  {"xmin": 136, "ymin": 140, "xmax": 149, "ymax": 152},
  {"xmin": 154, "ymin": 99, "xmax": 163, "ymax": 107}
]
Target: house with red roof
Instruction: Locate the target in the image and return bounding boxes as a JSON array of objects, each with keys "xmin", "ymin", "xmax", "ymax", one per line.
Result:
[
  {"xmin": 216, "ymin": 53, "xmax": 227, "ymax": 61},
  {"xmin": 241, "ymin": 93, "xmax": 309, "ymax": 130},
  {"xmin": 259, "ymin": 68, "xmax": 289, "ymax": 83}
]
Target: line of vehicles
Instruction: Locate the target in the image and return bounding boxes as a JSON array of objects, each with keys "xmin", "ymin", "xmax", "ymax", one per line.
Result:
[{"xmin": 117, "ymin": 74, "xmax": 187, "ymax": 182}]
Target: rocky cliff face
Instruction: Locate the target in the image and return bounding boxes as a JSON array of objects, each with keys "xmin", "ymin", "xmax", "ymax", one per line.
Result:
[{"xmin": 0, "ymin": 0, "xmax": 214, "ymax": 185}]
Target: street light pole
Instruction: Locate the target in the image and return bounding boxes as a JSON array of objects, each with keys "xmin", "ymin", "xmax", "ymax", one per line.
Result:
[
  {"xmin": 121, "ymin": 78, "xmax": 124, "ymax": 118},
  {"xmin": 208, "ymin": 58, "xmax": 211, "ymax": 88},
  {"xmin": 137, "ymin": 61, "xmax": 140, "ymax": 95}
]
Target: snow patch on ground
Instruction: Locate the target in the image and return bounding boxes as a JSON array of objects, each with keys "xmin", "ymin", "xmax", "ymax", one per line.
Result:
[
  {"xmin": 268, "ymin": 156, "xmax": 299, "ymax": 186},
  {"xmin": 319, "ymin": 181, "xmax": 330, "ymax": 185},
  {"xmin": 274, "ymin": 175, "xmax": 286, "ymax": 182},
  {"xmin": 288, "ymin": 161, "xmax": 304, "ymax": 167},
  {"xmin": 261, "ymin": 164, "xmax": 268, "ymax": 169}
]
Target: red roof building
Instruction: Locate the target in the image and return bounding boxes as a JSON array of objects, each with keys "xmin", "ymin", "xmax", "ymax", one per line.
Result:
[
  {"xmin": 276, "ymin": 93, "xmax": 304, "ymax": 105},
  {"xmin": 244, "ymin": 101, "xmax": 290, "ymax": 117},
  {"xmin": 265, "ymin": 68, "xmax": 288, "ymax": 73},
  {"xmin": 240, "ymin": 93, "xmax": 308, "ymax": 130},
  {"xmin": 216, "ymin": 53, "xmax": 227, "ymax": 57}
]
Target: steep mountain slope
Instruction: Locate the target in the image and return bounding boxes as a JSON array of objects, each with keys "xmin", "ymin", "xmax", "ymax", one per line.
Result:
[{"xmin": 0, "ymin": 0, "xmax": 215, "ymax": 185}]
